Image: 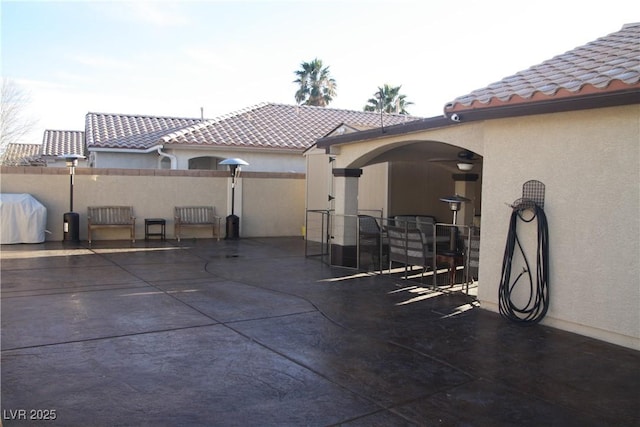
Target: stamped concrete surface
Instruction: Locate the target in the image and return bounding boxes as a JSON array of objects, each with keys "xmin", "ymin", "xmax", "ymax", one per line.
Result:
[{"xmin": 1, "ymin": 238, "xmax": 639, "ymax": 426}]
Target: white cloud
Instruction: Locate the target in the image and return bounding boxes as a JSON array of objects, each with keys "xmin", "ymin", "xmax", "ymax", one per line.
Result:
[
  {"xmin": 87, "ymin": 1, "xmax": 190, "ymax": 27},
  {"xmin": 11, "ymin": 78, "xmax": 69, "ymax": 93},
  {"xmin": 67, "ymin": 54, "xmax": 136, "ymax": 71},
  {"xmin": 183, "ymin": 47, "xmax": 238, "ymax": 73},
  {"xmin": 125, "ymin": 2, "xmax": 189, "ymax": 27}
]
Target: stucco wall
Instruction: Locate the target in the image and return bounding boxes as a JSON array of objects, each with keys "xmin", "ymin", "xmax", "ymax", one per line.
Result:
[
  {"xmin": 243, "ymin": 175, "xmax": 306, "ymax": 237},
  {"xmin": 388, "ymin": 161, "xmax": 458, "ymax": 222},
  {"xmin": 308, "ymin": 104, "xmax": 638, "ymax": 349},
  {"xmin": 1, "ymin": 167, "xmax": 305, "ymax": 241},
  {"xmin": 93, "ymin": 152, "xmax": 161, "ymax": 169},
  {"xmin": 478, "ymin": 105, "xmax": 639, "ymax": 349},
  {"xmin": 358, "ymin": 163, "xmax": 389, "ymax": 217},
  {"xmin": 304, "ymin": 150, "xmax": 390, "ymax": 242},
  {"xmin": 173, "ymin": 150, "xmax": 306, "ymax": 173},
  {"xmin": 305, "ymin": 147, "xmax": 331, "ymax": 212},
  {"xmin": 93, "ymin": 148, "xmax": 306, "ymax": 173}
]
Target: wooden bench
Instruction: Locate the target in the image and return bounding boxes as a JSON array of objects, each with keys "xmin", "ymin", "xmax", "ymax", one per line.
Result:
[
  {"xmin": 174, "ymin": 206, "xmax": 222, "ymax": 242},
  {"xmin": 87, "ymin": 206, "xmax": 136, "ymax": 244}
]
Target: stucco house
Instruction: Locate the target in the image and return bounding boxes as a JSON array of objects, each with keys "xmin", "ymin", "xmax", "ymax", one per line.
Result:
[
  {"xmin": 306, "ymin": 23, "xmax": 639, "ymax": 349},
  {"xmin": 5, "ymin": 104, "xmax": 419, "ymax": 172},
  {"xmin": 1, "ymin": 142, "xmax": 44, "ymax": 166},
  {"xmin": 1, "ymin": 130, "xmax": 86, "ymax": 167},
  {"xmin": 85, "ymin": 103, "xmax": 419, "ymax": 172}
]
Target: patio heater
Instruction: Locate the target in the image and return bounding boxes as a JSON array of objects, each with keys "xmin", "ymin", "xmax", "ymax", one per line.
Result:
[
  {"xmin": 61, "ymin": 154, "xmax": 85, "ymax": 242},
  {"xmin": 220, "ymin": 158, "xmax": 249, "ymax": 239},
  {"xmin": 439, "ymin": 194, "xmax": 470, "ymax": 252}
]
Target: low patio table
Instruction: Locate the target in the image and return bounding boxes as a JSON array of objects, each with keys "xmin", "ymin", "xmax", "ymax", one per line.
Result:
[{"xmin": 145, "ymin": 218, "xmax": 166, "ymax": 240}]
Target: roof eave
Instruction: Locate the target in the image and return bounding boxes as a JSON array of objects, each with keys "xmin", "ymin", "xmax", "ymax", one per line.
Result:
[
  {"xmin": 89, "ymin": 145, "xmax": 164, "ymax": 154},
  {"xmin": 165, "ymin": 143, "xmax": 305, "ymax": 154},
  {"xmin": 316, "ymin": 116, "xmax": 454, "ymax": 149},
  {"xmin": 444, "ymin": 87, "xmax": 640, "ymax": 122},
  {"xmin": 315, "ymin": 89, "xmax": 639, "ymax": 150}
]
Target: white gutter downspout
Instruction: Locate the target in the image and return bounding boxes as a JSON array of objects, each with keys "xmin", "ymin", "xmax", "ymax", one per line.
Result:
[
  {"xmin": 156, "ymin": 146, "xmax": 177, "ymax": 169},
  {"xmin": 90, "ymin": 145, "xmax": 177, "ymax": 169}
]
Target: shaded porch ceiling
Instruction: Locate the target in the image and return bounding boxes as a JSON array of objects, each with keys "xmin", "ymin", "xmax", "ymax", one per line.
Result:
[{"xmin": 358, "ymin": 140, "xmax": 483, "ymax": 173}]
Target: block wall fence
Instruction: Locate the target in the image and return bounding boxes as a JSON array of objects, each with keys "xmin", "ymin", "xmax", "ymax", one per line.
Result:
[{"xmin": 1, "ymin": 167, "xmax": 306, "ymax": 241}]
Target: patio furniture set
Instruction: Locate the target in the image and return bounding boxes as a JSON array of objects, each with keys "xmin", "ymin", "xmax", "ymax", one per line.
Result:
[
  {"xmin": 87, "ymin": 205, "xmax": 222, "ymax": 243},
  {"xmin": 358, "ymin": 215, "xmax": 479, "ymax": 288}
]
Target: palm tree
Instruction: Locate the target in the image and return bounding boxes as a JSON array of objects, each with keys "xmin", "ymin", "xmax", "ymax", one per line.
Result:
[
  {"xmin": 363, "ymin": 84, "xmax": 413, "ymax": 114},
  {"xmin": 293, "ymin": 58, "xmax": 337, "ymax": 107}
]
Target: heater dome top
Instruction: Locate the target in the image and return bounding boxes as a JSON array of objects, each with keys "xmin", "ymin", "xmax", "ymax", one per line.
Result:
[
  {"xmin": 439, "ymin": 194, "xmax": 471, "ymax": 203},
  {"xmin": 219, "ymin": 158, "xmax": 249, "ymax": 166}
]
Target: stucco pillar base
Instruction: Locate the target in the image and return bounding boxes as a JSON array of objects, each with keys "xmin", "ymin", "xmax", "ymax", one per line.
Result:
[
  {"xmin": 330, "ymin": 168, "xmax": 362, "ymax": 268},
  {"xmin": 330, "ymin": 244, "xmax": 358, "ymax": 268}
]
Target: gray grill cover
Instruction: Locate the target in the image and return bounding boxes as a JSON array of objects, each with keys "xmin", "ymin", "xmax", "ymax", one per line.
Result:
[{"xmin": 1, "ymin": 193, "xmax": 47, "ymax": 244}]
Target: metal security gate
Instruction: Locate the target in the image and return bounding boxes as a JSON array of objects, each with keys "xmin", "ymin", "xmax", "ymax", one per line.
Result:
[{"xmin": 304, "ymin": 209, "xmax": 332, "ymax": 262}]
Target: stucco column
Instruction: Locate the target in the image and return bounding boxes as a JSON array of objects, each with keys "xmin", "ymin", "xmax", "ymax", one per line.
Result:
[
  {"xmin": 452, "ymin": 173, "xmax": 478, "ymax": 225},
  {"xmin": 331, "ymin": 168, "xmax": 362, "ymax": 266}
]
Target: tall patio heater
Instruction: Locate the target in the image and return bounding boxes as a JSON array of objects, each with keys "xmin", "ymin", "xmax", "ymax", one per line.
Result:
[
  {"xmin": 61, "ymin": 154, "xmax": 85, "ymax": 242},
  {"xmin": 439, "ymin": 194, "xmax": 470, "ymax": 252},
  {"xmin": 220, "ymin": 158, "xmax": 249, "ymax": 239}
]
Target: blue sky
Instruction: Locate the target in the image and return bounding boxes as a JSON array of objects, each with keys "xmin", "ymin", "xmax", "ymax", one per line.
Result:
[{"xmin": 2, "ymin": 0, "xmax": 638, "ymax": 144}]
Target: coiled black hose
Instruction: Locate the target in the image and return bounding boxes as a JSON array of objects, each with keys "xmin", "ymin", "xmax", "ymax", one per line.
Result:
[{"xmin": 498, "ymin": 202, "xmax": 549, "ymax": 324}]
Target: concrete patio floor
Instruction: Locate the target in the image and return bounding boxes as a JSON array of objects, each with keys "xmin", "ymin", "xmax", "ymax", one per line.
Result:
[{"xmin": 1, "ymin": 237, "xmax": 638, "ymax": 426}]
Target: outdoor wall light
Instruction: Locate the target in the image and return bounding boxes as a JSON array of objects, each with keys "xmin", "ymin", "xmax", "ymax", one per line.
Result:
[
  {"xmin": 219, "ymin": 158, "xmax": 249, "ymax": 239},
  {"xmin": 457, "ymin": 162, "xmax": 474, "ymax": 171},
  {"xmin": 59, "ymin": 154, "xmax": 85, "ymax": 242}
]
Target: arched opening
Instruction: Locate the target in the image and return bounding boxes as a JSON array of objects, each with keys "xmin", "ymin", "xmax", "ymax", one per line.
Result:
[
  {"xmin": 160, "ymin": 157, "xmax": 171, "ymax": 169},
  {"xmin": 188, "ymin": 156, "xmax": 224, "ymax": 170},
  {"xmin": 311, "ymin": 138, "xmax": 483, "ymax": 279},
  {"xmin": 351, "ymin": 140, "xmax": 483, "ymax": 226},
  {"xmin": 307, "ymin": 130, "xmax": 485, "ymax": 278}
]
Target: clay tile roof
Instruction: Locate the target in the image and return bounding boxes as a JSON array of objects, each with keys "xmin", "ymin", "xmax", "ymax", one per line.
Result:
[
  {"xmin": 161, "ymin": 103, "xmax": 420, "ymax": 151},
  {"xmin": 1, "ymin": 143, "xmax": 44, "ymax": 166},
  {"xmin": 42, "ymin": 130, "xmax": 85, "ymax": 156},
  {"xmin": 85, "ymin": 112, "xmax": 202, "ymax": 150},
  {"xmin": 446, "ymin": 23, "xmax": 640, "ymax": 113}
]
